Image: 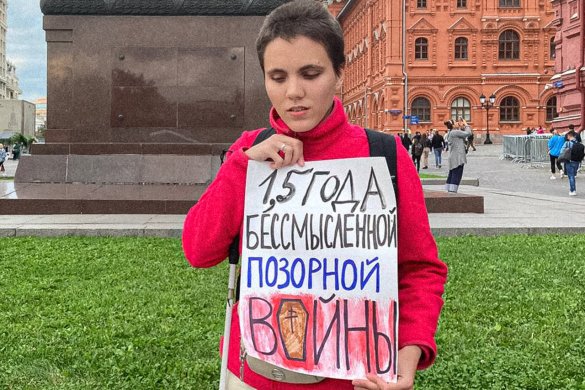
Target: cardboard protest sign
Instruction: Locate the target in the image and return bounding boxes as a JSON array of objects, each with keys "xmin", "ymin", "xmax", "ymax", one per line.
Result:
[{"xmin": 240, "ymin": 157, "xmax": 398, "ymax": 382}]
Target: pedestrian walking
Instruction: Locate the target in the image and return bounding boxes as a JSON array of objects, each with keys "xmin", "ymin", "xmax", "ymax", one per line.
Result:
[
  {"xmin": 547, "ymin": 128, "xmax": 564, "ymax": 179},
  {"xmin": 431, "ymin": 129, "xmax": 445, "ymax": 168},
  {"xmin": 421, "ymin": 133, "xmax": 431, "ymax": 169},
  {"xmin": 444, "ymin": 117, "xmax": 472, "ymax": 193},
  {"xmin": 181, "ymin": 1, "xmax": 447, "ymax": 389},
  {"xmin": 465, "ymin": 132, "xmax": 476, "ymax": 152},
  {"xmin": 412, "ymin": 138, "xmax": 423, "ymax": 172},
  {"xmin": 401, "ymin": 132, "xmax": 412, "ymax": 152},
  {"xmin": 0, "ymin": 143, "xmax": 6, "ymax": 176},
  {"xmin": 560, "ymin": 130, "xmax": 585, "ymax": 196}
]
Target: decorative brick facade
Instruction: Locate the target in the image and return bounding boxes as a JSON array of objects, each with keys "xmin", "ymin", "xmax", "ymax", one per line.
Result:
[
  {"xmin": 329, "ymin": 0, "xmax": 557, "ymax": 140},
  {"xmin": 550, "ymin": 0, "xmax": 584, "ymax": 131}
]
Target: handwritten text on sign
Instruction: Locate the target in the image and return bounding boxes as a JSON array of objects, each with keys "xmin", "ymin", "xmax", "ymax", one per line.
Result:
[{"xmin": 240, "ymin": 158, "xmax": 398, "ymax": 382}]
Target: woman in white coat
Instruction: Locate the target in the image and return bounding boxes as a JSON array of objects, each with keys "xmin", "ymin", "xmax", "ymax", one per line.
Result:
[{"xmin": 445, "ymin": 118, "xmax": 472, "ymax": 193}]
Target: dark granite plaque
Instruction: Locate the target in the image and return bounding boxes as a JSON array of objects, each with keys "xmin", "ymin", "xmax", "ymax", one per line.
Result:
[{"xmin": 41, "ymin": 0, "xmax": 292, "ymax": 16}]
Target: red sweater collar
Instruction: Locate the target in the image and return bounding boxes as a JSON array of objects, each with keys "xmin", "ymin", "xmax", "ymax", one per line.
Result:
[{"xmin": 268, "ymin": 97, "xmax": 348, "ymax": 145}]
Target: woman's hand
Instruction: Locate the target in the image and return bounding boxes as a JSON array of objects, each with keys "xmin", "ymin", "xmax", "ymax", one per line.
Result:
[
  {"xmin": 245, "ymin": 134, "xmax": 304, "ymax": 169},
  {"xmin": 457, "ymin": 118, "xmax": 468, "ymax": 128},
  {"xmin": 352, "ymin": 346, "xmax": 422, "ymax": 390}
]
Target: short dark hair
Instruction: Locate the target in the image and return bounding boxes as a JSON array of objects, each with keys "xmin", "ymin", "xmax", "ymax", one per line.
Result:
[
  {"xmin": 256, "ymin": 0, "xmax": 345, "ymax": 77},
  {"xmin": 569, "ymin": 124, "xmax": 575, "ymax": 130},
  {"xmin": 568, "ymin": 130, "xmax": 576, "ymax": 138}
]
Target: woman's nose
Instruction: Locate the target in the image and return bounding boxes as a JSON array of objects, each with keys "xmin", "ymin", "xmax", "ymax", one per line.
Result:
[{"xmin": 285, "ymin": 77, "xmax": 304, "ymax": 99}]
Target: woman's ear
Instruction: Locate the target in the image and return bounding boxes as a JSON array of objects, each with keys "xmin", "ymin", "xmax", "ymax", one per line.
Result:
[{"xmin": 335, "ymin": 69, "xmax": 344, "ymax": 92}]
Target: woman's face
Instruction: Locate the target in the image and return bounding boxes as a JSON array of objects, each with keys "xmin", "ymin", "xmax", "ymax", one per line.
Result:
[{"xmin": 263, "ymin": 36, "xmax": 342, "ymax": 133}]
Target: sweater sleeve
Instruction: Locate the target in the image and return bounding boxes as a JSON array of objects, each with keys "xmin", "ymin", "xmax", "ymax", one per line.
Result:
[
  {"xmin": 394, "ymin": 139, "xmax": 448, "ymax": 370},
  {"xmin": 182, "ymin": 130, "xmax": 260, "ymax": 268}
]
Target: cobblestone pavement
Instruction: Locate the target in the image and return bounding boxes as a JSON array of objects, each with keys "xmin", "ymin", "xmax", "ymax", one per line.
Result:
[{"xmin": 424, "ymin": 144, "xmax": 582, "ymax": 198}]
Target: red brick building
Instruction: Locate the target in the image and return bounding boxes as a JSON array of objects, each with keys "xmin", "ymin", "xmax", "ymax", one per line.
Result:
[
  {"xmin": 327, "ymin": 0, "xmax": 557, "ymax": 141},
  {"xmin": 550, "ymin": 0, "xmax": 584, "ymax": 131}
]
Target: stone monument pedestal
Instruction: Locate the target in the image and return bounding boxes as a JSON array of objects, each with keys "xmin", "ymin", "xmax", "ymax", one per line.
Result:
[{"xmin": 4, "ymin": 1, "xmax": 483, "ymax": 215}]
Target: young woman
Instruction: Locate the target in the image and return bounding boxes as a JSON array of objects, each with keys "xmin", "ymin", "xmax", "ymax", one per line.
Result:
[
  {"xmin": 0, "ymin": 143, "xmax": 6, "ymax": 176},
  {"xmin": 182, "ymin": 2, "xmax": 447, "ymax": 389},
  {"xmin": 444, "ymin": 118, "xmax": 472, "ymax": 193},
  {"xmin": 547, "ymin": 128, "xmax": 564, "ymax": 179}
]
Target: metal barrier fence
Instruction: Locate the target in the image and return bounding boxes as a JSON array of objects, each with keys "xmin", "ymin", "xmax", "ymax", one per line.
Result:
[{"xmin": 502, "ymin": 135, "xmax": 551, "ymax": 165}]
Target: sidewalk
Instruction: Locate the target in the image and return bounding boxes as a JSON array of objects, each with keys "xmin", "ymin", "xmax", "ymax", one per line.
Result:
[{"xmin": 2, "ymin": 145, "xmax": 585, "ymax": 238}]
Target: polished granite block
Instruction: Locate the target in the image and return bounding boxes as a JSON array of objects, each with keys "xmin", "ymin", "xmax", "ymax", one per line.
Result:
[
  {"xmin": 111, "ymin": 86, "xmax": 177, "ymax": 128},
  {"xmin": 31, "ymin": 143, "xmax": 226, "ymax": 155},
  {"xmin": 24, "ymin": 14, "xmax": 272, "ymax": 196},
  {"xmin": 112, "ymin": 47, "xmax": 177, "ymax": 87},
  {"xmin": 67, "ymin": 155, "xmax": 142, "ymax": 184},
  {"xmin": 140, "ymin": 155, "xmax": 211, "ymax": 184},
  {"xmin": 44, "ymin": 129, "xmax": 72, "ymax": 143},
  {"xmin": 43, "ymin": 15, "xmax": 270, "ymax": 143},
  {"xmin": 0, "ymin": 183, "xmax": 483, "ymax": 215},
  {"xmin": 16, "ymin": 155, "xmax": 215, "ymax": 185},
  {"xmin": 14, "ymin": 155, "xmax": 68, "ymax": 183},
  {"xmin": 424, "ymin": 190, "xmax": 484, "ymax": 213}
]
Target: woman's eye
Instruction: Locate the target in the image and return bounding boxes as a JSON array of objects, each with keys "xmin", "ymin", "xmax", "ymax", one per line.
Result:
[
  {"xmin": 303, "ymin": 73, "xmax": 320, "ymax": 79},
  {"xmin": 271, "ymin": 77, "xmax": 286, "ymax": 83}
]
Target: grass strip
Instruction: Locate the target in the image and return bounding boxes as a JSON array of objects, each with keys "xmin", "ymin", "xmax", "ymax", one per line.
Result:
[{"xmin": 0, "ymin": 235, "xmax": 583, "ymax": 389}]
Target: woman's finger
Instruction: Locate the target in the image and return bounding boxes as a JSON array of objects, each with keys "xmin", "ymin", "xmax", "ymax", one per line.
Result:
[
  {"xmin": 281, "ymin": 143, "xmax": 294, "ymax": 167},
  {"xmin": 268, "ymin": 147, "xmax": 285, "ymax": 169}
]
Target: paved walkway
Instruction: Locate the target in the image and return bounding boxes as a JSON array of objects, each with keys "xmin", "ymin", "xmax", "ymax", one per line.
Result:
[{"xmin": 2, "ymin": 146, "xmax": 585, "ymax": 237}]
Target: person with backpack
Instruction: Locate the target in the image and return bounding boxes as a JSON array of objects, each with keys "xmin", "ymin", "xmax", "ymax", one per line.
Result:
[
  {"xmin": 420, "ymin": 133, "xmax": 432, "ymax": 169},
  {"xmin": 560, "ymin": 130, "xmax": 584, "ymax": 196},
  {"xmin": 411, "ymin": 137, "xmax": 423, "ymax": 172},
  {"xmin": 444, "ymin": 117, "xmax": 472, "ymax": 193},
  {"xmin": 182, "ymin": 2, "xmax": 447, "ymax": 389}
]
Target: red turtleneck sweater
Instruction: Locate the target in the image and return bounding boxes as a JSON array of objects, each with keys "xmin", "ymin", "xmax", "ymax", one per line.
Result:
[{"xmin": 182, "ymin": 97, "xmax": 447, "ymax": 389}]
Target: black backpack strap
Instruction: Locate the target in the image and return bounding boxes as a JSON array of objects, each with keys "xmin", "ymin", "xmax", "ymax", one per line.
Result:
[
  {"xmin": 365, "ymin": 129, "xmax": 398, "ymax": 198},
  {"xmin": 253, "ymin": 127, "xmax": 276, "ymax": 146},
  {"xmin": 232, "ymin": 126, "xmax": 275, "ymax": 301},
  {"xmin": 220, "ymin": 127, "xmax": 275, "ymax": 164}
]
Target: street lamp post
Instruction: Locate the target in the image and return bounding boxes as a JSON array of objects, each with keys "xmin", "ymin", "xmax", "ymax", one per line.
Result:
[{"xmin": 479, "ymin": 93, "xmax": 496, "ymax": 145}]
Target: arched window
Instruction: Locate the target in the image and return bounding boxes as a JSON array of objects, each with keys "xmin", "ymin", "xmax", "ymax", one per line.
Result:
[
  {"xmin": 499, "ymin": 30, "xmax": 520, "ymax": 60},
  {"xmin": 415, "ymin": 38, "xmax": 428, "ymax": 60},
  {"xmin": 499, "ymin": 0, "xmax": 520, "ymax": 6},
  {"xmin": 546, "ymin": 96, "xmax": 558, "ymax": 122},
  {"xmin": 411, "ymin": 97, "xmax": 431, "ymax": 122},
  {"xmin": 455, "ymin": 37, "xmax": 468, "ymax": 60},
  {"xmin": 550, "ymin": 37, "xmax": 556, "ymax": 60},
  {"xmin": 500, "ymin": 96, "xmax": 520, "ymax": 122},
  {"xmin": 450, "ymin": 97, "xmax": 471, "ymax": 121}
]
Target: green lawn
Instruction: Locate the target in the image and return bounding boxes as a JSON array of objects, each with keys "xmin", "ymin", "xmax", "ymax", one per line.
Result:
[
  {"xmin": 0, "ymin": 236, "xmax": 584, "ymax": 389},
  {"xmin": 419, "ymin": 173, "xmax": 446, "ymax": 179}
]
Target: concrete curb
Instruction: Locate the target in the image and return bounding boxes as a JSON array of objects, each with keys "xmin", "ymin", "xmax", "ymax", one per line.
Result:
[
  {"xmin": 431, "ymin": 226, "xmax": 585, "ymax": 237},
  {"xmin": 3, "ymin": 225, "xmax": 585, "ymax": 238},
  {"xmin": 0, "ymin": 228, "xmax": 182, "ymax": 238},
  {"xmin": 421, "ymin": 178, "xmax": 479, "ymax": 186}
]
